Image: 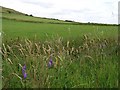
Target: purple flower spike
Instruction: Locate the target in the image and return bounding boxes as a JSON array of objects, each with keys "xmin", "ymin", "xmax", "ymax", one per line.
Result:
[
  {"xmin": 48, "ymin": 58, "xmax": 53, "ymax": 68},
  {"xmin": 22, "ymin": 64, "xmax": 27, "ymax": 79}
]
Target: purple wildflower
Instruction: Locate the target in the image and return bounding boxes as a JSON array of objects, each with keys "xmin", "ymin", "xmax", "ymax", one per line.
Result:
[
  {"xmin": 48, "ymin": 58, "xmax": 53, "ymax": 68},
  {"xmin": 22, "ymin": 64, "xmax": 27, "ymax": 79}
]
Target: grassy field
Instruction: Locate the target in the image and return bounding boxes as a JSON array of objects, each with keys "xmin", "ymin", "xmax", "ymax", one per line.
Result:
[
  {"xmin": 2, "ymin": 19, "xmax": 118, "ymax": 41},
  {"xmin": 1, "ymin": 6, "xmax": 119, "ymax": 88}
]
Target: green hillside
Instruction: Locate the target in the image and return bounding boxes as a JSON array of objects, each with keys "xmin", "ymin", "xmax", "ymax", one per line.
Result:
[
  {"xmin": 0, "ymin": 6, "xmax": 24, "ymax": 15},
  {"xmin": 0, "ymin": 6, "xmax": 73, "ymax": 24},
  {"xmin": 1, "ymin": 6, "xmax": 117, "ymax": 25}
]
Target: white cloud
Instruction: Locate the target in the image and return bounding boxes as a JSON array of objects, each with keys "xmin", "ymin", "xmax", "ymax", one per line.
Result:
[{"xmin": 0, "ymin": 0, "xmax": 119, "ymax": 24}]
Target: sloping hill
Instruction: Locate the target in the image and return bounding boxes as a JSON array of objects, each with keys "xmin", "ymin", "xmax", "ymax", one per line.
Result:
[
  {"xmin": 0, "ymin": 6, "xmax": 73, "ymax": 24},
  {"xmin": 0, "ymin": 6, "xmax": 117, "ymax": 25},
  {"xmin": 0, "ymin": 6, "xmax": 24, "ymax": 15}
]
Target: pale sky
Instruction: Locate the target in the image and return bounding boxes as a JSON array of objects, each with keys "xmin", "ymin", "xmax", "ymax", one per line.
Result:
[{"xmin": 0, "ymin": 0, "xmax": 119, "ymax": 24}]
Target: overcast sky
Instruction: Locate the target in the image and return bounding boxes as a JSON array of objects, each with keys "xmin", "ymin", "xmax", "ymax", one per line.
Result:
[{"xmin": 0, "ymin": 0, "xmax": 119, "ymax": 24}]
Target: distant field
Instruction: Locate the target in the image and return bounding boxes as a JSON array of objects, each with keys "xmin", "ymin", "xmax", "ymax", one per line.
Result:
[{"xmin": 2, "ymin": 19, "xmax": 118, "ymax": 41}]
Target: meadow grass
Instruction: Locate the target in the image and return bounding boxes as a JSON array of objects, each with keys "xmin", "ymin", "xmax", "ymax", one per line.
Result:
[
  {"xmin": 1, "ymin": 17, "xmax": 118, "ymax": 88},
  {"xmin": 2, "ymin": 35, "xmax": 118, "ymax": 88}
]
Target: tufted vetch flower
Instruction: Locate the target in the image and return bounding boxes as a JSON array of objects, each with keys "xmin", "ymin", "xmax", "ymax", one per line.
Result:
[
  {"xmin": 48, "ymin": 58, "xmax": 53, "ymax": 68},
  {"xmin": 22, "ymin": 64, "xmax": 27, "ymax": 79}
]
